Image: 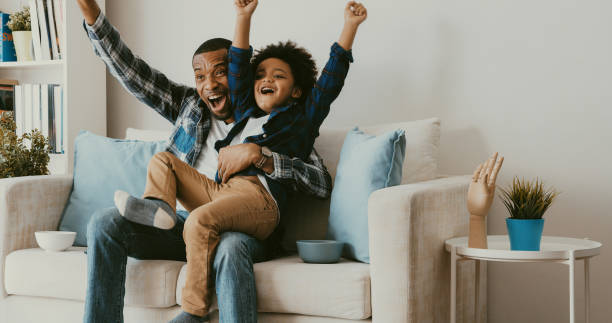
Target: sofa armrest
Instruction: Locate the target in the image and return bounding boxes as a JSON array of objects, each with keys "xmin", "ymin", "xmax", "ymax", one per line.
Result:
[
  {"xmin": 0, "ymin": 175, "xmax": 73, "ymax": 298},
  {"xmin": 369, "ymin": 175, "xmax": 479, "ymax": 323}
]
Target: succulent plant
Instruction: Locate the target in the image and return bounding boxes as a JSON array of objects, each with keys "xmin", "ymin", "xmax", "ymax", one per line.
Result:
[{"xmin": 499, "ymin": 177, "xmax": 559, "ymax": 219}]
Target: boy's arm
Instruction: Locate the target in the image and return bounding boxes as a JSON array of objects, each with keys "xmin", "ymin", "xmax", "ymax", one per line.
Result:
[
  {"xmin": 305, "ymin": 1, "xmax": 367, "ymax": 129},
  {"xmin": 79, "ymin": 1, "xmax": 190, "ymax": 123},
  {"xmin": 228, "ymin": 0, "xmax": 258, "ymax": 116}
]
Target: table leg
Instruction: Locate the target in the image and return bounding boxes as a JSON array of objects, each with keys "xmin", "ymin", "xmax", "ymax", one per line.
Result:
[
  {"xmin": 569, "ymin": 250, "xmax": 575, "ymax": 323},
  {"xmin": 585, "ymin": 257, "xmax": 590, "ymax": 323},
  {"xmin": 451, "ymin": 247, "xmax": 457, "ymax": 323},
  {"xmin": 475, "ymin": 259, "xmax": 480, "ymax": 323}
]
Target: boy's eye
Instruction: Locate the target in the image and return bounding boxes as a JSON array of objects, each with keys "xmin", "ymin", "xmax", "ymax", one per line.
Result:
[
  {"xmin": 274, "ymin": 74, "xmax": 285, "ymax": 79},
  {"xmin": 255, "ymin": 74, "xmax": 264, "ymax": 80}
]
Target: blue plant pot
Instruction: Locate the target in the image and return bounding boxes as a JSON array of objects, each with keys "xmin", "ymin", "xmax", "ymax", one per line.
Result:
[{"xmin": 506, "ymin": 218, "xmax": 545, "ymax": 251}]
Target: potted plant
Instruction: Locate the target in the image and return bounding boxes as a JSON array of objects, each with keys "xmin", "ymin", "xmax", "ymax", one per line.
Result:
[
  {"xmin": 6, "ymin": 7, "xmax": 32, "ymax": 62},
  {"xmin": 0, "ymin": 113, "xmax": 51, "ymax": 178},
  {"xmin": 500, "ymin": 177, "xmax": 558, "ymax": 251}
]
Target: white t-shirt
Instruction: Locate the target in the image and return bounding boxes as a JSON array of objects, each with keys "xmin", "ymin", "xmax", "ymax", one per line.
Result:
[
  {"xmin": 193, "ymin": 118, "xmax": 233, "ymax": 180},
  {"xmin": 193, "ymin": 115, "xmax": 274, "ymax": 200}
]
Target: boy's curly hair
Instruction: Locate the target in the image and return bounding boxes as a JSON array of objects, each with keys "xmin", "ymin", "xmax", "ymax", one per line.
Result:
[{"xmin": 252, "ymin": 41, "xmax": 318, "ymax": 103}]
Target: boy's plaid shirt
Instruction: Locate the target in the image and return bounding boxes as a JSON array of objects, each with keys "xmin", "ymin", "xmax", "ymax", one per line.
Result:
[{"xmin": 83, "ymin": 12, "xmax": 332, "ymax": 199}]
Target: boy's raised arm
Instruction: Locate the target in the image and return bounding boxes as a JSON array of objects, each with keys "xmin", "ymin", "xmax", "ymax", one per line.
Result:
[
  {"xmin": 338, "ymin": 1, "xmax": 367, "ymax": 51},
  {"xmin": 233, "ymin": 0, "xmax": 258, "ymax": 49}
]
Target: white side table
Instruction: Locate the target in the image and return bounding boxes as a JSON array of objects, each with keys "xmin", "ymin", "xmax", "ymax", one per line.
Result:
[{"xmin": 445, "ymin": 235, "xmax": 602, "ymax": 323}]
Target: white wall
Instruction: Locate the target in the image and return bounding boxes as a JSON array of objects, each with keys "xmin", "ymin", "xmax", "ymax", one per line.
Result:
[{"xmin": 104, "ymin": 1, "xmax": 612, "ymax": 322}]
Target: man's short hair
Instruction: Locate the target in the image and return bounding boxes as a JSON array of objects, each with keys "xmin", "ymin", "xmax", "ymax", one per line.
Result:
[
  {"xmin": 252, "ymin": 41, "xmax": 317, "ymax": 103},
  {"xmin": 193, "ymin": 38, "xmax": 232, "ymax": 57}
]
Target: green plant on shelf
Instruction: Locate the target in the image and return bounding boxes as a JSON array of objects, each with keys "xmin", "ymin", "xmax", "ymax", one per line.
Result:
[
  {"xmin": 0, "ymin": 112, "xmax": 51, "ymax": 178},
  {"xmin": 7, "ymin": 6, "xmax": 31, "ymax": 32},
  {"xmin": 499, "ymin": 177, "xmax": 559, "ymax": 219}
]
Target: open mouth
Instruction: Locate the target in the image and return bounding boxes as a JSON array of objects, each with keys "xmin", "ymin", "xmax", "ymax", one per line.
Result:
[
  {"xmin": 260, "ymin": 87, "xmax": 275, "ymax": 95},
  {"xmin": 207, "ymin": 93, "xmax": 227, "ymax": 111}
]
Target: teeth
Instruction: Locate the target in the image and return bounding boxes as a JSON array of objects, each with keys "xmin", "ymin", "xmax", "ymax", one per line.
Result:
[{"xmin": 208, "ymin": 94, "xmax": 222, "ymax": 100}]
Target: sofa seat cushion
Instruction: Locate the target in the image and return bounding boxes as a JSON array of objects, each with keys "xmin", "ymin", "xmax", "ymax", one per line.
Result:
[
  {"xmin": 4, "ymin": 248, "xmax": 184, "ymax": 308},
  {"xmin": 177, "ymin": 255, "xmax": 371, "ymax": 320}
]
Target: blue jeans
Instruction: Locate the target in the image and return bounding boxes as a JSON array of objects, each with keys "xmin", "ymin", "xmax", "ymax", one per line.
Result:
[{"xmin": 84, "ymin": 207, "xmax": 269, "ymax": 323}]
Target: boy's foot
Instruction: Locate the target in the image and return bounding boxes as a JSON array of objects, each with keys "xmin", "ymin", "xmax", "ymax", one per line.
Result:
[
  {"xmin": 113, "ymin": 190, "xmax": 176, "ymax": 229},
  {"xmin": 168, "ymin": 311, "xmax": 210, "ymax": 323}
]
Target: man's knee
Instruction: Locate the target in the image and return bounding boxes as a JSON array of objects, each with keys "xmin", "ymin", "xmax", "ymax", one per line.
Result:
[
  {"xmin": 86, "ymin": 206, "xmax": 128, "ymax": 243},
  {"xmin": 213, "ymin": 232, "xmax": 252, "ymax": 270}
]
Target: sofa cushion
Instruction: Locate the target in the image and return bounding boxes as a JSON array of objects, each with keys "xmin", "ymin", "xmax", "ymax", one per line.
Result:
[
  {"xmin": 5, "ymin": 250, "xmax": 370, "ymax": 320},
  {"xmin": 327, "ymin": 128, "xmax": 406, "ymax": 263},
  {"xmin": 4, "ymin": 248, "xmax": 184, "ymax": 308},
  {"xmin": 177, "ymin": 256, "xmax": 371, "ymax": 320},
  {"xmin": 282, "ymin": 118, "xmax": 441, "ymax": 251},
  {"xmin": 59, "ymin": 131, "xmax": 167, "ymax": 246}
]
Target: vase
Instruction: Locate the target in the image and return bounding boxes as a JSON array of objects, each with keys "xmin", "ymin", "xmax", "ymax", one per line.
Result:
[
  {"xmin": 506, "ymin": 218, "xmax": 544, "ymax": 251},
  {"xmin": 12, "ymin": 31, "xmax": 33, "ymax": 62}
]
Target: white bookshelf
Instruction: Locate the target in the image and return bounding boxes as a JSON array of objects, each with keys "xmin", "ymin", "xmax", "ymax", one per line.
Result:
[{"xmin": 0, "ymin": 0, "xmax": 107, "ymax": 175}]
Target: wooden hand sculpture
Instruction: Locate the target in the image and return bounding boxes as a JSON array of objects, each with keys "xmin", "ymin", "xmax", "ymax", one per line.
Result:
[{"xmin": 467, "ymin": 152, "xmax": 504, "ymax": 248}]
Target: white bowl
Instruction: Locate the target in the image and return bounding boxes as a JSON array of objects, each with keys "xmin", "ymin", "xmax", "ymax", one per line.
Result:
[{"xmin": 35, "ymin": 231, "xmax": 76, "ymax": 252}]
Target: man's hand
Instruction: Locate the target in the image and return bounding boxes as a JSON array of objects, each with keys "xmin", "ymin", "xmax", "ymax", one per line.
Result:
[
  {"xmin": 467, "ymin": 152, "xmax": 504, "ymax": 217},
  {"xmin": 345, "ymin": 1, "xmax": 367, "ymax": 26},
  {"xmin": 76, "ymin": 0, "xmax": 102, "ymax": 25},
  {"xmin": 235, "ymin": 0, "xmax": 258, "ymax": 18},
  {"xmin": 217, "ymin": 143, "xmax": 261, "ymax": 183}
]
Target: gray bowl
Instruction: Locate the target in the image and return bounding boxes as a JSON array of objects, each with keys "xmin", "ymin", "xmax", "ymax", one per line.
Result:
[{"xmin": 296, "ymin": 240, "xmax": 343, "ymax": 264}]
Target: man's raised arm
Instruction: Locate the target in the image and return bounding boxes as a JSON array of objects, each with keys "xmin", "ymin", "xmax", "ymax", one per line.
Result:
[
  {"xmin": 76, "ymin": 0, "xmax": 191, "ymax": 123},
  {"xmin": 76, "ymin": 0, "xmax": 101, "ymax": 25}
]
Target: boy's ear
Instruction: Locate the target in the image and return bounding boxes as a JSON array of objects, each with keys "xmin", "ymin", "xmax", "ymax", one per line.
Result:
[{"xmin": 291, "ymin": 87, "xmax": 302, "ymax": 99}]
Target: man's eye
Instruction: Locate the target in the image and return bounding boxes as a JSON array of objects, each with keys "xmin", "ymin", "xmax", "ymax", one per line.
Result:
[
  {"xmin": 216, "ymin": 69, "xmax": 226, "ymax": 76},
  {"xmin": 196, "ymin": 75, "xmax": 204, "ymax": 80}
]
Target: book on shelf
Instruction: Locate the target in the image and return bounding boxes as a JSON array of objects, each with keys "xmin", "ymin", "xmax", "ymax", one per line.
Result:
[
  {"xmin": 36, "ymin": 0, "xmax": 52, "ymax": 60},
  {"xmin": 12, "ymin": 83, "xmax": 64, "ymax": 153},
  {"xmin": 29, "ymin": 0, "xmax": 43, "ymax": 61},
  {"xmin": 0, "ymin": 12, "xmax": 17, "ymax": 62},
  {"xmin": 27, "ymin": 0, "xmax": 64, "ymax": 61},
  {"xmin": 0, "ymin": 79, "xmax": 18, "ymax": 121}
]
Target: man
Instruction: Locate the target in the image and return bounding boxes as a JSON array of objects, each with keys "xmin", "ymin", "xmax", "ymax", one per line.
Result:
[{"xmin": 75, "ymin": 1, "xmax": 332, "ymax": 322}]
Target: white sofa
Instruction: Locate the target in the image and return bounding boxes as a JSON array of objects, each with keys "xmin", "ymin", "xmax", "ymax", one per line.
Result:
[{"xmin": 0, "ymin": 119, "xmax": 483, "ymax": 322}]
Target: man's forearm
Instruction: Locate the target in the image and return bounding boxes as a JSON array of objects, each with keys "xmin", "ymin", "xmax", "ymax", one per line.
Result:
[{"xmin": 76, "ymin": 0, "xmax": 101, "ymax": 25}]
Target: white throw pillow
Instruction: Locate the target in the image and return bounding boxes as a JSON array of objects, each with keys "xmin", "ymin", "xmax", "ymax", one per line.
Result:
[{"xmin": 314, "ymin": 117, "xmax": 440, "ymax": 184}]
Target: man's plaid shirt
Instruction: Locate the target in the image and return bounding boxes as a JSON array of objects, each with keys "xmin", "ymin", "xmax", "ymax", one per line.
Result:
[{"xmin": 83, "ymin": 12, "xmax": 332, "ymax": 199}]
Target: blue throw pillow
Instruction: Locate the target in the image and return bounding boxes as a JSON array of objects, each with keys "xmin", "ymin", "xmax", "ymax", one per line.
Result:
[
  {"xmin": 59, "ymin": 131, "xmax": 167, "ymax": 246},
  {"xmin": 327, "ymin": 127, "xmax": 406, "ymax": 263}
]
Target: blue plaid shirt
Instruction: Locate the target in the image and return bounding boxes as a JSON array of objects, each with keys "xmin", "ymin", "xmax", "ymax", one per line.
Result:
[{"xmin": 83, "ymin": 12, "xmax": 332, "ymax": 200}]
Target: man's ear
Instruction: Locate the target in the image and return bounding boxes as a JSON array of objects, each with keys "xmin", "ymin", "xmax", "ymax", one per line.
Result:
[{"xmin": 291, "ymin": 87, "xmax": 302, "ymax": 99}]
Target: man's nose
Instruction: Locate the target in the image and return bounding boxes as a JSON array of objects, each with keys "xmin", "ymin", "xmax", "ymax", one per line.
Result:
[{"xmin": 204, "ymin": 77, "xmax": 218, "ymax": 91}]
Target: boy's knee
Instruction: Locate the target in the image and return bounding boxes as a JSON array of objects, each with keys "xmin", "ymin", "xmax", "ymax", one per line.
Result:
[
  {"xmin": 183, "ymin": 208, "xmax": 220, "ymax": 237},
  {"xmin": 152, "ymin": 151, "xmax": 174, "ymax": 163}
]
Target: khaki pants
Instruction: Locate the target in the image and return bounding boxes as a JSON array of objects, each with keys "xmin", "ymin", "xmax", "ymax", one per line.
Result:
[{"xmin": 143, "ymin": 152, "xmax": 279, "ymax": 316}]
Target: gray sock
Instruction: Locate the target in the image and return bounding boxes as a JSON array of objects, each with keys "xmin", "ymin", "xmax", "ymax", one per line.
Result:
[
  {"xmin": 168, "ymin": 311, "xmax": 210, "ymax": 323},
  {"xmin": 114, "ymin": 190, "xmax": 176, "ymax": 229}
]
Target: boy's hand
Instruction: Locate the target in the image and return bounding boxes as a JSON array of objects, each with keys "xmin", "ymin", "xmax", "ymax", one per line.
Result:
[
  {"xmin": 345, "ymin": 1, "xmax": 367, "ymax": 26},
  {"xmin": 235, "ymin": 0, "xmax": 258, "ymax": 18}
]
